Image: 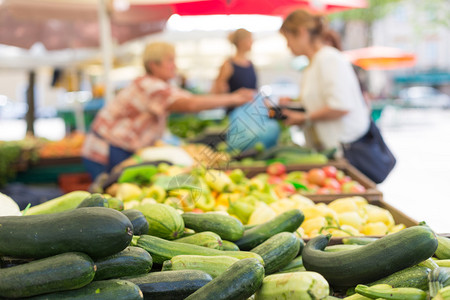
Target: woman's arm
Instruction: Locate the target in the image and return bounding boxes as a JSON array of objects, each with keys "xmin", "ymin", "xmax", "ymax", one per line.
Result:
[
  {"xmin": 168, "ymin": 88, "xmax": 254, "ymax": 113},
  {"xmin": 210, "ymin": 60, "xmax": 233, "ymax": 94},
  {"xmin": 282, "ymin": 106, "xmax": 348, "ymax": 126}
]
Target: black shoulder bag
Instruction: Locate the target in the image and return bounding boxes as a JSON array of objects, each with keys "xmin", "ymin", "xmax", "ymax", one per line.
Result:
[{"xmin": 342, "ymin": 120, "xmax": 396, "ymax": 184}]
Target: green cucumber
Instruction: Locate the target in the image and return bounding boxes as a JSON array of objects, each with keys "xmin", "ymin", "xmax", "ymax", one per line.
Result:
[
  {"xmin": 429, "ymin": 267, "xmax": 450, "ymax": 297},
  {"xmin": 185, "ymin": 258, "xmax": 265, "ymax": 300},
  {"xmin": 0, "ymin": 252, "xmax": 95, "ymax": 298},
  {"xmin": 76, "ymin": 193, "xmax": 108, "ymax": 208},
  {"xmin": 419, "ymin": 257, "xmax": 439, "ymax": 270},
  {"xmin": 436, "ymin": 260, "xmax": 450, "ymax": 267},
  {"xmin": 355, "ymin": 284, "xmax": 427, "ymax": 300},
  {"xmin": 176, "ymin": 231, "xmax": 223, "ymax": 250},
  {"xmin": 136, "ymin": 203, "xmax": 185, "ymax": 240},
  {"xmin": 255, "ymin": 271, "xmax": 329, "ymax": 300},
  {"xmin": 325, "ymin": 244, "xmax": 362, "ymax": 252},
  {"xmin": 369, "ymin": 265, "xmax": 431, "ymax": 290},
  {"xmin": 123, "ymin": 269, "xmax": 212, "ymax": 300},
  {"xmin": 436, "ymin": 236, "xmax": 450, "ymax": 259},
  {"xmin": 106, "ymin": 197, "xmax": 124, "ymax": 211},
  {"xmin": 235, "ymin": 209, "xmax": 304, "ymax": 250},
  {"xmin": 136, "ymin": 235, "xmax": 264, "ymax": 265},
  {"xmin": 222, "ymin": 240, "xmax": 240, "ymax": 251},
  {"xmin": 23, "ymin": 191, "xmax": 90, "ymax": 215},
  {"xmin": 122, "ymin": 209, "xmax": 149, "ymax": 236},
  {"xmin": 0, "ymin": 207, "xmax": 133, "ymax": 259},
  {"xmin": 182, "ymin": 212, "xmax": 244, "ymax": 241},
  {"xmin": 94, "ymin": 246, "xmax": 152, "ymax": 281},
  {"xmin": 278, "ymin": 256, "xmax": 304, "ymax": 273},
  {"xmin": 26, "ymin": 279, "xmax": 143, "ymax": 300},
  {"xmin": 302, "ymin": 226, "xmax": 438, "ymax": 287},
  {"xmin": 162, "ymin": 255, "xmax": 239, "ymax": 278},
  {"xmin": 251, "ymin": 232, "xmax": 301, "ymax": 275},
  {"xmin": 342, "ymin": 237, "xmax": 378, "ymax": 245}
]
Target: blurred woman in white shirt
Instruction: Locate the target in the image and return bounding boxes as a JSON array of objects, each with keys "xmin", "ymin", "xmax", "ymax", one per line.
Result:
[{"xmin": 279, "ymin": 9, "xmax": 370, "ymax": 153}]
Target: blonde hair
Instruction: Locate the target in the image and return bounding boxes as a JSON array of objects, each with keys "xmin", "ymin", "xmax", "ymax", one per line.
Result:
[
  {"xmin": 143, "ymin": 42, "xmax": 175, "ymax": 74},
  {"xmin": 228, "ymin": 28, "xmax": 252, "ymax": 47},
  {"xmin": 280, "ymin": 9, "xmax": 326, "ymax": 40}
]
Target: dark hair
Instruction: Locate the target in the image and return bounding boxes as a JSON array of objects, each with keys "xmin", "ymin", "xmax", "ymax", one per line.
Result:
[{"xmin": 280, "ymin": 9, "xmax": 326, "ymax": 41}]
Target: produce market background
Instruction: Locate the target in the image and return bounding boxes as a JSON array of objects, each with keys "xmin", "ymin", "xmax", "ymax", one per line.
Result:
[{"xmin": 1, "ymin": 107, "xmax": 449, "ymax": 233}]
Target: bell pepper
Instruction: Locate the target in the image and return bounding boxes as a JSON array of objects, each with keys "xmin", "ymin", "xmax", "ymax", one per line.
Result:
[
  {"xmin": 203, "ymin": 169, "xmax": 234, "ymax": 192},
  {"xmin": 247, "ymin": 202, "xmax": 277, "ymax": 225},
  {"xmin": 118, "ymin": 164, "xmax": 158, "ymax": 185},
  {"xmin": 216, "ymin": 193, "xmax": 241, "ymax": 208},
  {"xmin": 195, "ymin": 194, "xmax": 215, "ymax": 212},
  {"xmin": 143, "ymin": 185, "xmax": 167, "ymax": 203},
  {"xmin": 246, "ymin": 178, "xmax": 265, "ymax": 192},
  {"xmin": 251, "ymin": 191, "xmax": 277, "ymax": 204},
  {"xmin": 227, "ymin": 195, "xmax": 259, "ymax": 224},
  {"xmin": 228, "ymin": 169, "xmax": 246, "ymax": 184}
]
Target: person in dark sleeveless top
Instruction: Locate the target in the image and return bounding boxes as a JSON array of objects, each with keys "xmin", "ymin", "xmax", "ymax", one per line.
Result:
[{"xmin": 211, "ymin": 28, "xmax": 257, "ymax": 114}]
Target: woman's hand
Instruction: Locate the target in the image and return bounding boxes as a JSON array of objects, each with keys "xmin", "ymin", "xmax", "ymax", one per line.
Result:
[
  {"xmin": 231, "ymin": 88, "xmax": 255, "ymax": 106},
  {"xmin": 278, "ymin": 97, "xmax": 293, "ymax": 106},
  {"xmin": 281, "ymin": 109, "xmax": 308, "ymax": 126}
]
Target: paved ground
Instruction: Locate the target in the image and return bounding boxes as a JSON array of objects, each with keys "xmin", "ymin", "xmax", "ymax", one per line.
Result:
[
  {"xmin": 1, "ymin": 108, "xmax": 449, "ymax": 232},
  {"xmin": 377, "ymin": 107, "xmax": 450, "ymax": 233}
]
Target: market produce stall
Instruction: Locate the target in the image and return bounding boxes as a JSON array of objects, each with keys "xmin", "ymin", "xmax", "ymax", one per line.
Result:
[{"xmin": 0, "ymin": 189, "xmax": 449, "ymax": 299}]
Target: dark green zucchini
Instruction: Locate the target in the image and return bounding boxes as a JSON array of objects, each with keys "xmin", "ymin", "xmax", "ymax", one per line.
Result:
[
  {"xmin": 176, "ymin": 231, "xmax": 223, "ymax": 250},
  {"xmin": 221, "ymin": 240, "xmax": 240, "ymax": 251},
  {"xmin": 0, "ymin": 207, "xmax": 133, "ymax": 259},
  {"xmin": 235, "ymin": 209, "xmax": 304, "ymax": 250},
  {"xmin": 185, "ymin": 258, "xmax": 265, "ymax": 300},
  {"xmin": 182, "ymin": 212, "xmax": 244, "ymax": 241},
  {"xmin": 250, "ymin": 232, "xmax": 301, "ymax": 275},
  {"xmin": 122, "ymin": 209, "xmax": 149, "ymax": 236},
  {"xmin": 0, "ymin": 256, "xmax": 33, "ymax": 268},
  {"xmin": 277, "ymin": 256, "xmax": 305, "ymax": 273},
  {"xmin": 136, "ymin": 235, "xmax": 263, "ymax": 265},
  {"xmin": 0, "ymin": 252, "xmax": 95, "ymax": 298},
  {"xmin": 123, "ymin": 269, "xmax": 212, "ymax": 300},
  {"xmin": 76, "ymin": 193, "xmax": 108, "ymax": 208},
  {"xmin": 369, "ymin": 265, "xmax": 431, "ymax": 290},
  {"xmin": 26, "ymin": 279, "xmax": 143, "ymax": 300},
  {"xmin": 94, "ymin": 246, "xmax": 152, "ymax": 281},
  {"xmin": 342, "ymin": 237, "xmax": 378, "ymax": 245},
  {"xmin": 302, "ymin": 226, "xmax": 438, "ymax": 287}
]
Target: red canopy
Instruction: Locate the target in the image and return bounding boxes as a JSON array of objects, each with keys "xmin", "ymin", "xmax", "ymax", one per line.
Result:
[{"xmin": 173, "ymin": 0, "xmax": 368, "ymax": 16}]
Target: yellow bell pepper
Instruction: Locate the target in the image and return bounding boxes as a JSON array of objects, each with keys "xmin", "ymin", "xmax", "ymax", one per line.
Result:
[
  {"xmin": 362, "ymin": 222, "xmax": 388, "ymax": 236},
  {"xmin": 289, "ymin": 194, "xmax": 315, "ymax": 211},
  {"xmin": 388, "ymin": 223, "xmax": 406, "ymax": 234},
  {"xmin": 301, "ymin": 217, "xmax": 327, "ymax": 235},
  {"xmin": 270, "ymin": 199, "xmax": 296, "ymax": 215},
  {"xmin": 328, "ymin": 197, "xmax": 359, "ymax": 213},
  {"xmin": 215, "ymin": 193, "xmax": 241, "ymax": 208},
  {"xmin": 247, "ymin": 202, "xmax": 277, "ymax": 225},
  {"xmin": 365, "ymin": 205, "xmax": 395, "ymax": 228},
  {"xmin": 337, "ymin": 211, "xmax": 365, "ymax": 231},
  {"xmin": 116, "ymin": 183, "xmax": 143, "ymax": 202},
  {"xmin": 203, "ymin": 169, "xmax": 233, "ymax": 192}
]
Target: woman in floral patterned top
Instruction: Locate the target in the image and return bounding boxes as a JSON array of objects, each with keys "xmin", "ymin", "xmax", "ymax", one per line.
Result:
[{"xmin": 82, "ymin": 42, "xmax": 254, "ymax": 179}]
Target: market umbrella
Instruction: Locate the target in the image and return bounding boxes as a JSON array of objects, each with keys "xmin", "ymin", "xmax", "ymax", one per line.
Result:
[
  {"xmin": 343, "ymin": 46, "xmax": 417, "ymax": 70},
  {"xmin": 0, "ymin": 0, "xmax": 178, "ymax": 50}
]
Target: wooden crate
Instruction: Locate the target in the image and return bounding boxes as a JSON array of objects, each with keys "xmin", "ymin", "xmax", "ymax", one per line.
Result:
[
  {"xmin": 226, "ymin": 160, "xmax": 383, "ymax": 202},
  {"xmin": 306, "ymin": 199, "xmax": 419, "ymax": 245}
]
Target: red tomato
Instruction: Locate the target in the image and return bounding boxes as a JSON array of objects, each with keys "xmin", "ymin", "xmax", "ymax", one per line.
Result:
[
  {"xmin": 307, "ymin": 168, "xmax": 327, "ymax": 186},
  {"xmin": 266, "ymin": 162, "xmax": 287, "ymax": 176},
  {"xmin": 324, "ymin": 178, "xmax": 341, "ymax": 191},
  {"xmin": 322, "ymin": 166, "xmax": 338, "ymax": 178},
  {"xmin": 317, "ymin": 187, "xmax": 332, "ymax": 194},
  {"xmin": 341, "ymin": 181, "xmax": 366, "ymax": 193},
  {"xmin": 268, "ymin": 176, "xmax": 283, "ymax": 185}
]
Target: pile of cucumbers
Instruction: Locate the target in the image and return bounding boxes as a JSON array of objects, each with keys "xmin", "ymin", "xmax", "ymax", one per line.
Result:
[{"xmin": 1, "ymin": 192, "xmax": 450, "ymax": 299}]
